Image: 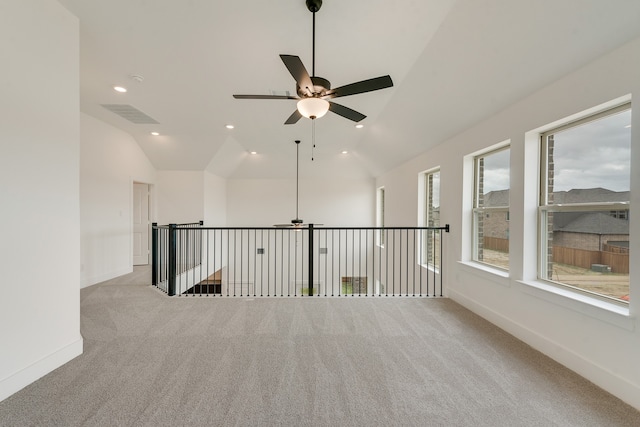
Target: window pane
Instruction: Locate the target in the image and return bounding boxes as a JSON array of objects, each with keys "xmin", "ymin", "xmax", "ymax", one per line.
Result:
[
  {"xmin": 541, "ymin": 107, "xmax": 631, "ymax": 302},
  {"xmin": 474, "ymin": 148, "xmax": 510, "ymax": 269},
  {"xmin": 423, "ymin": 171, "xmax": 440, "ymax": 267},
  {"xmin": 546, "ymin": 109, "xmax": 631, "ymax": 204},
  {"xmin": 479, "ymin": 149, "xmax": 510, "ymax": 202},
  {"xmin": 428, "ymin": 171, "xmax": 440, "ymax": 226},
  {"xmin": 541, "ymin": 209, "xmax": 630, "ymax": 301}
]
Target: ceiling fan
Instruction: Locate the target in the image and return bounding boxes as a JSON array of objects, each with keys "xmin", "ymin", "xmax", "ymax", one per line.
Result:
[
  {"xmin": 274, "ymin": 140, "xmax": 321, "ymax": 228},
  {"xmin": 233, "ymin": 0, "xmax": 393, "ymax": 124}
]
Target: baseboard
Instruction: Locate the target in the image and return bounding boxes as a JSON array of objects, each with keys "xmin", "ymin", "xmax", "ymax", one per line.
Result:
[
  {"xmin": 81, "ymin": 266, "xmax": 132, "ymax": 288},
  {"xmin": 0, "ymin": 337, "xmax": 83, "ymax": 402},
  {"xmin": 448, "ymin": 289, "xmax": 640, "ymax": 410}
]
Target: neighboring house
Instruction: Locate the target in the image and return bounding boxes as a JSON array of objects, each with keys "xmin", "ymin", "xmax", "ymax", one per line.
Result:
[
  {"xmin": 553, "ymin": 211, "xmax": 629, "ymax": 252},
  {"xmin": 482, "ymin": 188, "xmax": 630, "ymax": 249},
  {"xmin": 482, "ymin": 189, "xmax": 510, "ymax": 240}
]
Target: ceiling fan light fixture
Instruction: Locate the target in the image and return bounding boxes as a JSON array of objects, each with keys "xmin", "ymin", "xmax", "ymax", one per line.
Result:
[{"xmin": 297, "ymin": 98, "xmax": 329, "ymax": 120}]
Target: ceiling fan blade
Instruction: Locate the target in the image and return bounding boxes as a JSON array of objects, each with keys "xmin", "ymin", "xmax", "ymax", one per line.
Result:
[
  {"xmin": 325, "ymin": 75, "xmax": 393, "ymax": 99},
  {"xmin": 280, "ymin": 54, "xmax": 314, "ymax": 95},
  {"xmin": 233, "ymin": 94, "xmax": 298, "ymax": 100},
  {"xmin": 328, "ymin": 102, "xmax": 366, "ymax": 122},
  {"xmin": 284, "ymin": 109, "xmax": 303, "ymax": 125}
]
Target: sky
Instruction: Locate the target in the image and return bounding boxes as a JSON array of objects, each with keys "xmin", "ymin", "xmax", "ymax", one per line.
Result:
[
  {"xmin": 552, "ymin": 109, "xmax": 631, "ymax": 192},
  {"xmin": 482, "ymin": 148, "xmax": 510, "ymax": 194},
  {"xmin": 482, "ymin": 109, "xmax": 631, "ymax": 194}
]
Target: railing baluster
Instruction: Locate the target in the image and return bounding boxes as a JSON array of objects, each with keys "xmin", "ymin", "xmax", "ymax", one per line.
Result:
[
  {"xmin": 254, "ymin": 229, "xmax": 258, "ymax": 297},
  {"xmin": 260, "ymin": 229, "xmax": 264, "ymax": 297},
  {"xmin": 406, "ymin": 228, "xmax": 409, "ymax": 297},
  {"xmin": 267, "ymin": 229, "xmax": 272, "ymax": 296},
  {"xmin": 433, "ymin": 229, "xmax": 437, "ymax": 297},
  {"xmin": 412, "ymin": 229, "xmax": 416, "ymax": 297}
]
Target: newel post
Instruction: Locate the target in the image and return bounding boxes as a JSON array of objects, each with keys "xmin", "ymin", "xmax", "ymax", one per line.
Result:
[
  {"xmin": 151, "ymin": 222, "xmax": 158, "ymax": 287},
  {"xmin": 168, "ymin": 224, "xmax": 177, "ymax": 296},
  {"xmin": 308, "ymin": 223, "xmax": 314, "ymax": 296}
]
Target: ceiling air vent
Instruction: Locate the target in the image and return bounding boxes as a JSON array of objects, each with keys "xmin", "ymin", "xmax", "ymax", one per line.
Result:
[{"xmin": 100, "ymin": 104, "xmax": 160, "ymax": 124}]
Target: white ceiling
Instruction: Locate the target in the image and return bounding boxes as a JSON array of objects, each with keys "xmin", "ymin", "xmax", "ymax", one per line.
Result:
[{"xmin": 58, "ymin": 0, "xmax": 640, "ymax": 179}]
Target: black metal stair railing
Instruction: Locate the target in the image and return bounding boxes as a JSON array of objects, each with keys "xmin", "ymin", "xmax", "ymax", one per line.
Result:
[
  {"xmin": 152, "ymin": 223, "xmax": 449, "ymax": 297},
  {"xmin": 152, "ymin": 221, "xmax": 203, "ymax": 295}
]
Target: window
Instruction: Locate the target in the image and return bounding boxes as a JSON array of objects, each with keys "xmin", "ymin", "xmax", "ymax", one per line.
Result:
[
  {"xmin": 539, "ymin": 104, "xmax": 631, "ymax": 303},
  {"xmin": 377, "ymin": 187, "xmax": 385, "ymax": 246},
  {"xmin": 472, "ymin": 146, "xmax": 510, "ymax": 269},
  {"xmin": 421, "ymin": 169, "xmax": 440, "ymax": 267}
]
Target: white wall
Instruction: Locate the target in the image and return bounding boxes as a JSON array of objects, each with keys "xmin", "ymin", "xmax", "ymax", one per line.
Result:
[
  {"xmin": 0, "ymin": 0, "xmax": 82, "ymax": 401},
  {"xmin": 377, "ymin": 37, "xmax": 640, "ymax": 409},
  {"xmin": 80, "ymin": 114, "xmax": 156, "ymax": 287},
  {"xmin": 156, "ymin": 171, "xmax": 205, "ymax": 224},
  {"xmin": 226, "ymin": 178, "xmax": 375, "ymax": 227},
  {"xmin": 157, "ymin": 170, "xmax": 228, "ymax": 226},
  {"xmin": 204, "ymin": 171, "xmax": 227, "ymax": 226}
]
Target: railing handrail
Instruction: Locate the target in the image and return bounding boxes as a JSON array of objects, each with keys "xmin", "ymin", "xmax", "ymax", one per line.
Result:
[
  {"xmin": 153, "ymin": 225, "xmax": 450, "ymax": 232},
  {"xmin": 153, "ymin": 220, "xmax": 204, "ymax": 229}
]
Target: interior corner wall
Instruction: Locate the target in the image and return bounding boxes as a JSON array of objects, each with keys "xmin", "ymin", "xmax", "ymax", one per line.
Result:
[
  {"xmin": 80, "ymin": 113, "xmax": 156, "ymax": 288},
  {"xmin": 0, "ymin": 0, "xmax": 83, "ymax": 402},
  {"xmin": 204, "ymin": 171, "xmax": 227, "ymax": 226},
  {"xmin": 376, "ymin": 37, "xmax": 640, "ymax": 409},
  {"xmin": 156, "ymin": 171, "xmax": 206, "ymax": 224},
  {"xmin": 226, "ymin": 178, "xmax": 375, "ymax": 227}
]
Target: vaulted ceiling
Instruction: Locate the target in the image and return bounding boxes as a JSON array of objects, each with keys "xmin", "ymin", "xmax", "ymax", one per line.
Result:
[{"xmin": 58, "ymin": 0, "xmax": 640, "ymax": 179}]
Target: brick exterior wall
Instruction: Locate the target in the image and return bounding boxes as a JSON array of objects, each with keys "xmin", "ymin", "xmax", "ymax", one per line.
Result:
[
  {"xmin": 484, "ymin": 212, "xmax": 509, "ymax": 238},
  {"xmin": 546, "ymin": 135, "xmax": 555, "ymax": 279}
]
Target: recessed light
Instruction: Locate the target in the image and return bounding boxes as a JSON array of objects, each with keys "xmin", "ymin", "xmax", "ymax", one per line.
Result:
[
  {"xmin": 113, "ymin": 86, "xmax": 127, "ymax": 93},
  {"xmin": 341, "ymin": 150, "xmax": 348, "ymax": 154},
  {"xmin": 226, "ymin": 124, "xmax": 235, "ymax": 129},
  {"xmin": 150, "ymin": 132, "xmax": 160, "ymax": 136},
  {"xmin": 250, "ymin": 151, "xmax": 257, "ymax": 155},
  {"xmin": 355, "ymin": 124, "xmax": 364, "ymax": 129}
]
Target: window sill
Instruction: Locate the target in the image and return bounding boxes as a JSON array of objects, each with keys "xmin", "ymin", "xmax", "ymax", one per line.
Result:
[
  {"xmin": 517, "ymin": 280, "xmax": 634, "ymax": 331},
  {"xmin": 419, "ymin": 263, "xmax": 440, "ymax": 274},
  {"xmin": 457, "ymin": 261, "xmax": 510, "ymax": 287}
]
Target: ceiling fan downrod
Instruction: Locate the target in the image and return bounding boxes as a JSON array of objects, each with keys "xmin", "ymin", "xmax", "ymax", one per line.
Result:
[
  {"xmin": 293, "ymin": 140, "xmax": 303, "ymax": 225},
  {"xmin": 306, "ymin": 0, "xmax": 322, "ymax": 76}
]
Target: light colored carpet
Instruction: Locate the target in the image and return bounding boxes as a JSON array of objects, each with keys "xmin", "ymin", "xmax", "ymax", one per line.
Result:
[{"xmin": 1, "ymin": 266, "xmax": 639, "ymax": 426}]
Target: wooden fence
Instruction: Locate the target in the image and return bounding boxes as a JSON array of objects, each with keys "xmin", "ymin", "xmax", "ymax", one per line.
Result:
[
  {"xmin": 553, "ymin": 245, "xmax": 629, "ymax": 274},
  {"xmin": 484, "ymin": 236, "xmax": 509, "ymax": 252},
  {"xmin": 484, "ymin": 238, "xmax": 629, "ymax": 274}
]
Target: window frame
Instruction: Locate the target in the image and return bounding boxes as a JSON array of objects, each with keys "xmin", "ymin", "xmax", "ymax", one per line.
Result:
[
  {"xmin": 472, "ymin": 145, "xmax": 511, "ymax": 270},
  {"xmin": 420, "ymin": 168, "xmax": 441, "ymax": 269},
  {"xmin": 537, "ymin": 102, "xmax": 631, "ymax": 305}
]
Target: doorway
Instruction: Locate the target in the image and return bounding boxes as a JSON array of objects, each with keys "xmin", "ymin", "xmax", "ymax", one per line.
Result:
[{"xmin": 133, "ymin": 182, "xmax": 150, "ymax": 265}]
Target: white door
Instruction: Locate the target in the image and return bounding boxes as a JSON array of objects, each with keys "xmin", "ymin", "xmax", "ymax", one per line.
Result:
[{"xmin": 133, "ymin": 183, "xmax": 150, "ymax": 265}]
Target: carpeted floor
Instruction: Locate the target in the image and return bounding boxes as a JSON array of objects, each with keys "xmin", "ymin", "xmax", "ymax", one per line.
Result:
[{"xmin": 1, "ymin": 266, "xmax": 639, "ymax": 426}]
